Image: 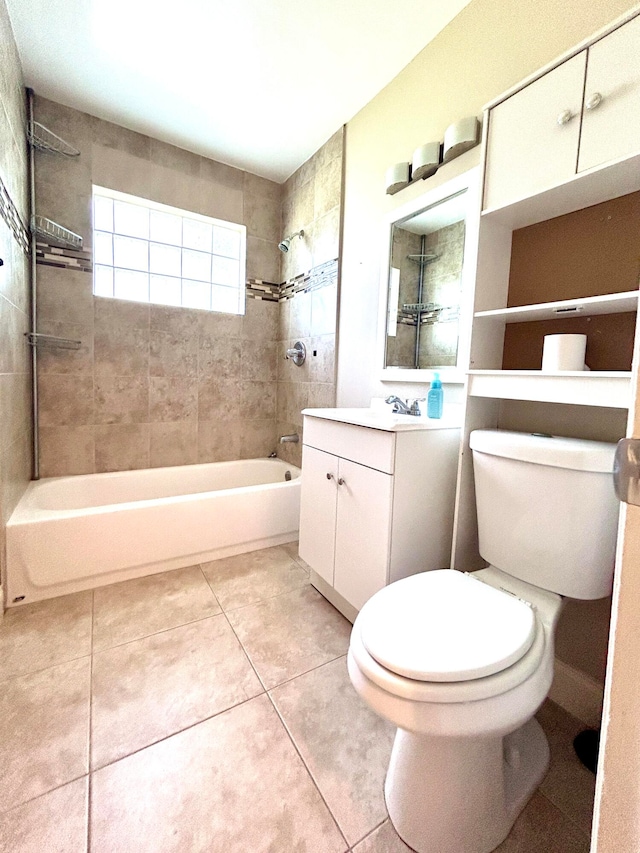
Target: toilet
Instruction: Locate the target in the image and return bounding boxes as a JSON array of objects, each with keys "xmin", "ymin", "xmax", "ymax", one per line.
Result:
[{"xmin": 347, "ymin": 429, "xmax": 619, "ymax": 853}]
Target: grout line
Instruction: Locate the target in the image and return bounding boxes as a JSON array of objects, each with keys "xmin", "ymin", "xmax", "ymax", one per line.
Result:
[
  {"xmin": 265, "ymin": 689, "xmax": 350, "ymax": 852},
  {"xmin": 0, "ymin": 772, "xmax": 91, "ymax": 819},
  {"xmin": 266, "ymin": 652, "xmax": 348, "ymax": 693},
  {"xmin": 0, "ymin": 650, "xmax": 93, "ymax": 687}
]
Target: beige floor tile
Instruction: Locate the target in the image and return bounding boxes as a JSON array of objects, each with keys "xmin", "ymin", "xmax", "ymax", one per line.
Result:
[
  {"xmin": 90, "ymin": 694, "xmax": 347, "ymax": 853},
  {"xmin": 201, "ymin": 545, "xmax": 309, "ymax": 611},
  {"xmin": 227, "ymin": 584, "xmax": 352, "ymax": 689},
  {"xmin": 536, "ymin": 699, "xmax": 596, "ymax": 835},
  {"xmin": 0, "ymin": 777, "xmax": 88, "ymax": 853},
  {"xmin": 91, "ymin": 614, "xmax": 263, "ymax": 768},
  {"xmin": 281, "ymin": 540, "xmax": 311, "ymax": 572},
  {"xmin": 271, "ymin": 656, "xmax": 395, "ymax": 846},
  {"xmin": 92, "ymin": 565, "xmax": 220, "ymax": 651},
  {"xmin": 0, "ymin": 591, "xmax": 92, "ymax": 681},
  {"xmin": 494, "ymin": 791, "xmax": 590, "ymax": 852},
  {"xmin": 353, "ymin": 820, "xmax": 412, "ymax": 853},
  {"xmin": 0, "ymin": 658, "xmax": 91, "ymax": 813}
]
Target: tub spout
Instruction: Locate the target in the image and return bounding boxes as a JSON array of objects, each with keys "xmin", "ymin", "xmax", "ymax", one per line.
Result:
[{"xmin": 280, "ymin": 434, "xmax": 299, "ymax": 444}]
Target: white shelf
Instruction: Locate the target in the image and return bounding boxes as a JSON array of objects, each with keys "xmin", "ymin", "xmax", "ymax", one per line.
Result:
[
  {"xmin": 467, "ymin": 369, "xmax": 632, "ymax": 408},
  {"xmin": 475, "ymin": 290, "xmax": 639, "ymax": 323}
]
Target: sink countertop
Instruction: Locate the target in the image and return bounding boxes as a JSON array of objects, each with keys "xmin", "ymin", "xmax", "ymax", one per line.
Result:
[{"xmin": 301, "ymin": 407, "xmax": 462, "ymax": 432}]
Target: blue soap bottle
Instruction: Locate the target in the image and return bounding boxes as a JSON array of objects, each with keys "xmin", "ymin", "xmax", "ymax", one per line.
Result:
[{"xmin": 427, "ymin": 372, "xmax": 443, "ymax": 419}]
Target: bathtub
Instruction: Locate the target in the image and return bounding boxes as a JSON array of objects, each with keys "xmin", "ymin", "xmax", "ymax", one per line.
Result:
[{"xmin": 6, "ymin": 458, "xmax": 301, "ymax": 607}]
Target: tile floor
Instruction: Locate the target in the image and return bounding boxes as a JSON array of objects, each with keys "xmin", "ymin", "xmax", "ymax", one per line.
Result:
[{"xmin": 0, "ymin": 542, "xmax": 596, "ymax": 852}]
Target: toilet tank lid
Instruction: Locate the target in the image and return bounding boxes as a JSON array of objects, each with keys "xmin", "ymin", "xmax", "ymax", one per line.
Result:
[{"xmin": 469, "ymin": 430, "xmax": 616, "ymax": 473}]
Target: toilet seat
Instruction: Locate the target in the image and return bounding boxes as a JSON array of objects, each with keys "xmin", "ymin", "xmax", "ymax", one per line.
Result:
[
  {"xmin": 359, "ymin": 570, "xmax": 536, "ymax": 682},
  {"xmin": 350, "ymin": 570, "xmax": 550, "ymax": 706}
]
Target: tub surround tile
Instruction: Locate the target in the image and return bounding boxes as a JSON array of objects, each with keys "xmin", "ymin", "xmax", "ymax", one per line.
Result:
[
  {"xmin": 149, "ymin": 330, "xmax": 198, "ymax": 378},
  {"xmin": 94, "ymin": 324, "xmax": 149, "ymax": 378},
  {"xmin": 94, "ymin": 374, "xmax": 149, "ymax": 424},
  {"xmin": 239, "ymin": 419, "xmax": 277, "ymax": 459},
  {"xmin": 0, "ymin": 777, "xmax": 88, "ymax": 853},
  {"xmin": 35, "ymin": 319, "xmax": 94, "ymax": 376},
  {"xmin": 197, "ymin": 309, "xmax": 242, "ymax": 345},
  {"xmin": 38, "ymin": 374, "xmax": 94, "ymax": 427},
  {"xmin": 92, "ymin": 565, "xmax": 221, "ymax": 652},
  {"xmin": 91, "ymin": 614, "xmax": 262, "ymax": 769},
  {"xmin": 226, "ymin": 585, "xmax": 351, "ymax": 690},
  {"xmin": 241, "ymin": 340, "xmax": 277, "ymax": 381},
  {"xmin": 0, "ymin": 591, "xmax": 93, "ymax": 682},
  {"xmin": 94, "ymin": 423, "xmax": 150, "ymax": 473},
  {"xmin": 149, "ymin": 375, "xmax": 198, "ymax": 422},
  {"xmin": 201, "ymin": 546, "xmax": 309, "ymax": 612},
  {"xmin": 38, "ymin": 425, "xmax": 95, "ymax": 477},
  {"xmin": 241, "ymin": 380, "xmax": 277, "ymax": 420},
  {"xmin": 36, "ymin": 266, "xmax": 94, "ymax": 327},
  {"xmin": 149, "ymin": 421, "xmax": 198, "ymax": 468},
  {"xmin": 271, "ymin": 656, "xmax": 394, "ymax": 846},
  {"xmin": 90, "ymin": 695, "xmax": 346, "ymax": 853},
  {"xmin": 94, "ymin": 296, "xmax": 150, "ymax": 332},
  {"xmin": 198, "ymin": 377, "xmax": 242, "ymax": 421},
  {"xmin": 0, "ymin": 658, "xmax": 91, "ymax": 813},
  {"xmin": 198, "ymin": 338, "xmax": 242, "ymax": 379},
  {"xmin": 197, "ymin": 419, "xmax": 242, "ymax": 463},
  {"xmin": 242, "ymin": 294, "xmax": 278, "ymax": 341}
]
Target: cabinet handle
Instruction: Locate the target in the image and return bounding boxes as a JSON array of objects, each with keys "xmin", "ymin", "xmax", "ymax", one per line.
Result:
[
  {"xmin": 556, "ymin": 109, "xmax": 574, "ymax": 126},
  {"xmin": 338, "ymin": 477, "xmax": 345, "ymax": 486},
  {"xmin": 585, "ymin": 92, "xmax": 603, "ymax": 111},
  {"xmin": 326, "ymin": 472, "xmax": 333, "ymax": 480}
]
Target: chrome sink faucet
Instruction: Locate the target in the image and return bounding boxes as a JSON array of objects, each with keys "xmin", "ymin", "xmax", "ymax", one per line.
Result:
[{"xmin": 385, "ymin": 395, "xmax": 425, "ymax": 416}]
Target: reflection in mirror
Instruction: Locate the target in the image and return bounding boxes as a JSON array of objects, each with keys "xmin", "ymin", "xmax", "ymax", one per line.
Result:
[{"xmin": 385, "ymin": 189, "xmax": 467, "ymax": 370}]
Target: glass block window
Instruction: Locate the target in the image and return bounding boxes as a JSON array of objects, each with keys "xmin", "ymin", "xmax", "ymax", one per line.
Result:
[{"xmin": 92, "ymin": 187, "xmax": 246, "ymax": 314}]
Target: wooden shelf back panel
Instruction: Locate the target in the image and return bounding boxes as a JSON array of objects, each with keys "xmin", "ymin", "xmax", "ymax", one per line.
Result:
[
  {"xmin": 502, "ymin": 313, "xmax": 636, "ymax": 371},
  {"xmin": 508, "ymin": 190, "xmax": 640, "ymax": 307}
]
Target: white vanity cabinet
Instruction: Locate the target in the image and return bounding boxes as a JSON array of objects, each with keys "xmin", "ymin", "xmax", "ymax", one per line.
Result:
[
  {"xmin": 299, "ymin": 409, "xmax": 461, "ymax": 621},
  {"xmin": 484, "ymin": 11, "xmax": 640, "ymax": 212}
]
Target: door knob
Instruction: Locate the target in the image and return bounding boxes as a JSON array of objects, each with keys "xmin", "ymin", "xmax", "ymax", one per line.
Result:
[
  {"xmin": 326, "ymin": 473, "xmax": 333, "ymax": 480},
  {"xmin": 338, "ymin": 477, "xmax": 345, "ymax": 486},
  {"xmin": 613, "ymin": 438, "xmax": 640, "ymax": 506},
  {"xmin": 585, "ymin": 92, "xmax": 603, "ymax": 111},
  {"xmin": 556, "ymin": 109, "xmax": 574, "ymax": 126}
]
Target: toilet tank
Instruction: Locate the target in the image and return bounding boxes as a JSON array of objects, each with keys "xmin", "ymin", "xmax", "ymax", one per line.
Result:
[{"xmin": 470, "ymin": 430, "xmax": 619, "ymax": 599}]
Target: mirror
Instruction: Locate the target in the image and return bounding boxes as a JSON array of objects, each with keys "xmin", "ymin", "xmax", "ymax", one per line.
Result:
[{"xmin": 380, "ymin": 167, "xmax": 479, "ymax": 383}]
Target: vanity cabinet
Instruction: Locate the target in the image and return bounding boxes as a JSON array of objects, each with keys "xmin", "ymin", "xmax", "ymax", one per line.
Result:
[
  {"xmin": 299, "ymin": 411, "xmax": 460, "ymax": 620},
  {"xmin": 484, "ymin": 12, "xmax": 640, "ymax": 212}
]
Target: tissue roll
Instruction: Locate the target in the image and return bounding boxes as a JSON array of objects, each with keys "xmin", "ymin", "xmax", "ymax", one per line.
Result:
[{"xmin": 541, "ymin": 334, "xmax": 587, "ymax": 371}]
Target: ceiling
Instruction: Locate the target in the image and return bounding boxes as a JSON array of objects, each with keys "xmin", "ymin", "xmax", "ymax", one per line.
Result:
[{"xmin": 6, "ymin": 0, "xmax": 472, "ymax": 183}]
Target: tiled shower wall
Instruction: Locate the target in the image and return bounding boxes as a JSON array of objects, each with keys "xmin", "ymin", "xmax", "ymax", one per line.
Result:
[
  {"xmin": 277, "ymin": 130, "xmax": 343, "ymax": 467},
  {"xmin": 0, "ymin": 2, "xmax": 31, "ymax": 588},
  {"xmin": 34, "ymin": 96, "xmax": 342, "ymax": 475},
  {"xmin": 34, "ymin": 97, "xmax": 285, "ymax": 475}
]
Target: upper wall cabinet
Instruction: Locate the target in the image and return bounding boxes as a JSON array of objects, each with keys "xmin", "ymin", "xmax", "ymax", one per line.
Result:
[{"xmin": 483, "ymin": 12, "xmax": 640, "ymax": 213}]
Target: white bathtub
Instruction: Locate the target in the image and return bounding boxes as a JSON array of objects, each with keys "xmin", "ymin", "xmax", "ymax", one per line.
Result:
[{"xmin": 6, "ymin": 458, "xmax": 301, "ymax": 607}]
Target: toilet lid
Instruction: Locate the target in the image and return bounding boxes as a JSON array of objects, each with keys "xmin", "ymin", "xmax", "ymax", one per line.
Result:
[{"xmin": 359, "ymin": 570, "xmax": 536, "ymax": 682}]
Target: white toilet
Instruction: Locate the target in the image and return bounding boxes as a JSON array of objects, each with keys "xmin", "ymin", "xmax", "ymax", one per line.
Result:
[{"xmin": 347, "ymin": 429, "xmax": 619, "ymax": 853}]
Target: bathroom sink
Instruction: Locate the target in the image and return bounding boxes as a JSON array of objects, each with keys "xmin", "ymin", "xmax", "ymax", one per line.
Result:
[{"xmin": 301, "ymin": 407, "xmax": 461, "ymax": 431}]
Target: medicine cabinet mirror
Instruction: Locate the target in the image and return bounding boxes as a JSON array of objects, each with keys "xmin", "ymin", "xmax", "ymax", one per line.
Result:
[{"xmin": 379, "ymin": 167, "xmax": 480, "ymax": 383}]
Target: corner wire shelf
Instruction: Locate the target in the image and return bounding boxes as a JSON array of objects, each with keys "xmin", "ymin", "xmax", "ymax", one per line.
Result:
[
  {"xmin": 407, "ymin": 253, "xmax": 439, "ymax": 265},
  {"xmin": 25, "ymin": 332, "xmax": 81, "ymax": 351},
  {"xmin": 31, "ymin": 215, "xmax": 83, "ymax": 250},
  {"xmin": 27, "ymin": 121, "xmax": 80, "ymax": 157},
  {"xmin": 402, "ymin": 302, "xmax": 460, "ymax": 325}
]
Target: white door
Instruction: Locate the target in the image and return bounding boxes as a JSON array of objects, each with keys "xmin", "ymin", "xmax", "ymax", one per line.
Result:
[
  {"xmin": 483, "ymin": 52, "xmax": 586, "ymax": 211},
  {"xmin": 333, "ymin": 458, "xmax": 393, "ymax": 611},
  {"xmin": 299, "ymin": 445, "xmax": 338, "ymax": 586},
  {"xmin": 578, "ymin": 15, "xmax": 640, "ymax": 173}
]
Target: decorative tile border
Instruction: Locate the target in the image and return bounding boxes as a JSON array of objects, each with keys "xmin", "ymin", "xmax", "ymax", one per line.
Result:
[
  {"xmin": 0, "ymin": 175, "xmax": 30, "ymax": 255},
  {"xmin": 34, "ymin": 245, "xmax": 338, "ymax": 304},
  {"xmin": 35, "ymin": 241, "xmax": 93, "ymax": 272}
]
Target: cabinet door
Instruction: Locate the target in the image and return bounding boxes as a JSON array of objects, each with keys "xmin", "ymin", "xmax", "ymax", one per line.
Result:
[
  {"xmin": 484, "ymin": 52, "xmax": 586, "ymax": 211},
  {"xmin": 299, "ymin": 445, "xmax": 338, "ymax": 586},
  {"xmin": 333, "ymin": 459, "xmax": 393, "ymax": 612},
  {"xmin": 578, "ymin": 15, "xmax": 640, "ymax": 173}
]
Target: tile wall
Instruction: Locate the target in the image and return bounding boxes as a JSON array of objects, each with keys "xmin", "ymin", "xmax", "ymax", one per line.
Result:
[
  {"xmin": 34, "ymin": 98, "xmax": 342, "ymax": 475},
  {"xmin": 0, "ymin": 1, "xmax": 31, "ymax": 591},
  {"xmin": 33, "ymin": 97, "xmax": 284, "ymax": 475},
  {"xmin": 277, "ymin": 130, "xmax": 343, "ymax": 467}
]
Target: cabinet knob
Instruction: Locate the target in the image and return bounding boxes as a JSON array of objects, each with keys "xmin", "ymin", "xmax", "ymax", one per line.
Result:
[
  {"xmin": 585, "ymin": 92, "xmax": 603, "ymax": 111},
  {"xmin": 556, "ymin": 109, "xmax": 574, "ymax": 126},
  {"xmin": 338, "ymin": 477, "xmax": 345, "ymax": 486},
  {"xmin": 326, "ymin": 473, "xmax": 333, "ymax": 480}
]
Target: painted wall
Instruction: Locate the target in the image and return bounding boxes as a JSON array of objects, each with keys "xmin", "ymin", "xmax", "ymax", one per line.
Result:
[
  {"xmin": 338, "ymin": 0, "xmax": 638, "ymax": 693},
  {"xmin": 0, "ymin": 0, "xmax": 31, "ymax": 597},
  {"xmin": 338, "ymin": 0, "xmax": 637, "ymax": 408}
]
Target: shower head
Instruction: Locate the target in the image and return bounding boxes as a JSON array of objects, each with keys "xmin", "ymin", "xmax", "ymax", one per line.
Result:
[{"xmin": 278, "ymin": 229, "xmax": 304, "ymax": 253}]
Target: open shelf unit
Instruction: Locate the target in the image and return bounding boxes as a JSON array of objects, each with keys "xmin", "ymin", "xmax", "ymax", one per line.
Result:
[
  {"xmin": 475, "ymin": 290, "xmax": 639, "ymax": 324},
  {"xmin": 467, "ymin": 369, "xmax": 632, "ymax": 408}
]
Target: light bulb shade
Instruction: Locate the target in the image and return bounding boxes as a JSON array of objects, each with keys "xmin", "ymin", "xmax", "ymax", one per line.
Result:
[
  {"xmin": 412, "ymin": 142, "xmax": 441, "ymax": 181},
  {"xmin": 385, "ymin": 162, "xmax": 411, "ymax": 195},
  {"xmin": 442, "ymin": 116, "xmax": 480, "ymax": 163}
]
